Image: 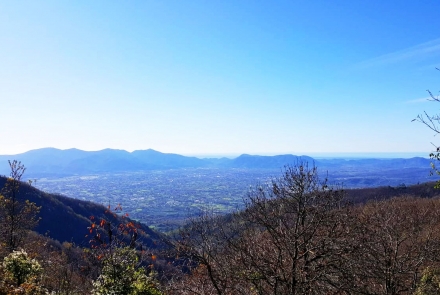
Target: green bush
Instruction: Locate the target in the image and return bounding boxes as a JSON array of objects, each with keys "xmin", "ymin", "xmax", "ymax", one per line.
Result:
[
  {"xmin": 3, "ymin": 249, "xmax": 42, "ymax": 286},
  {"xmin": 415, "ymin": 267, "xmax": 440, "ymax": 295},
  {"xmin": 1, "ymin": 249, "xmax": 47, "ymax": 294},
  {"xmin": 92, "ymin": 247, "xmax": 162, "ymax": 295}
]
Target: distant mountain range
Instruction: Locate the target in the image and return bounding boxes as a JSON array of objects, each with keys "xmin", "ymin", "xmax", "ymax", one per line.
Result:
[
  {"xmin": 0, "ymin": 148, "xmax": 316, "ymax": 177},
  {"xmin": 0, "ymin": 148, "xmax": 433, "ymax": 180}
]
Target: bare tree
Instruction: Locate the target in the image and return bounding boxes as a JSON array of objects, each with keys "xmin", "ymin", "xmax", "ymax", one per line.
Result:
[
  {"xmin": 231, "ymin": 164, "xmax": 351, "ymax": 294},
  {"xmin": 413, "ymin": 68, "xmax": 440, "ymax": 135},
  {"xmin": 171, "ymin": 163, "xmax": 352, "ymax": 295},
  {"xmin": 0, "ymin": 160, "xmax": 40, "ymax": 253},
  {"xmin": 342, "ymin": 197, "xmax": 440, "ymax": 295},
  {"xmin": 413, "ymin": 68, "xmax": 440, "ymax": 186},
  {"xmin": 169, "ymin": 164, "xmax": 440, "ymax": 295}
]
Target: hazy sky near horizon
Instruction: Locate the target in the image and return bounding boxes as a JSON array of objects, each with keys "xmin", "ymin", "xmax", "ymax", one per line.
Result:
[{"xmin": 1, "ymin": 1, "xmax": 440, "ymax": 156}]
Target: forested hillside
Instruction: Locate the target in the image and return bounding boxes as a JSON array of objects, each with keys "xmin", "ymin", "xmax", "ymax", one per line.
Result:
[
  {"xmin": 2, "ymin": 161, "xmax": 440, "ymax": 294},
  {"xmin": 167, "ymin": 165, "xmax": 440, "ymax": 294},
  {"xmin": 0, "ymin": 176, "xmax": 169, "ymax": 249},
  {"xmin": 0, "ymin": 161, "xmax": 169, "ymax": 294}
]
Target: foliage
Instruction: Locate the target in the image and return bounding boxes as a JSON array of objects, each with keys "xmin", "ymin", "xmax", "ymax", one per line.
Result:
[
  {"xmin": 415, "ymin": 267, "xmax": 440, "ymax": 295},
  {"xmin": 3, "ymin": 249, "xmax": 42, "ymax": 286},
  {"xmin": 88, "ymin": 205, "xmax": 163, "ymax": 295},
  {"xmin": 92, "ymin": 247, "xmax": 162, "ymax": 295},
  {"xmin": 88, "ymin": 204, "xmax": 142, "ymax": 251},
  {"xmin": 0, "ymin": 249, "xmax": 47, "ymax": 295}
]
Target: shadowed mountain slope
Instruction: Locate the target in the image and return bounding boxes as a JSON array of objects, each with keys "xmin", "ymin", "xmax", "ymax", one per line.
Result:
[{"xmin": 0, "ymin": 176, "xmax": 171, "ymax": 249}]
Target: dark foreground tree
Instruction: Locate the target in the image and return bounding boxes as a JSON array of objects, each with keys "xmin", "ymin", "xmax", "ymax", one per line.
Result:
[
  {"xmin": 232, "ymin": 164, "xmax": 351, "ymax": 294},
  {"xmin": 0, "ymin": 160, "xmax": 40, "ymax": 254},
  {"xmin": 340, "ymin": 197, "xmax": 440, "ymax": 294},
  {"xmin": 171, "ymin": 163, "xmax": 352, "ymax": 295}
]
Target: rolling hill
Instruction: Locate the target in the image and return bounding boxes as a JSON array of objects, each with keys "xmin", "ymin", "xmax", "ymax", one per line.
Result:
[{"xmin": 0, "ymin": 176, "xmax": 171, "ymax": 249}]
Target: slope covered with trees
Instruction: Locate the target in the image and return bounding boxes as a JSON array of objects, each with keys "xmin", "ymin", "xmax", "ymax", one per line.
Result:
[
  {"xmin": 168, "ymin": 164, "xmax": 440, "ymax": 295},
  {"xmin": 0, "ymin": 161, "xmax": 167, "ymax": 294},
  {"xmin": 0, "ymin": 175, "xmax": 170, "ymax": 249}
]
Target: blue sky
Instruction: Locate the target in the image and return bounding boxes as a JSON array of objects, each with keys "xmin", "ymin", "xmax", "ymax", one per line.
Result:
[{"xmin": 1, "ymin": 1, "xmax": 440, "ymax": 157}]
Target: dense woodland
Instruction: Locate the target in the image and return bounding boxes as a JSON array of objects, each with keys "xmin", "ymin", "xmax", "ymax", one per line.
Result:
[{"xmin": 2, "ymin": 160, "xmax": 440, "ymax": 294}]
